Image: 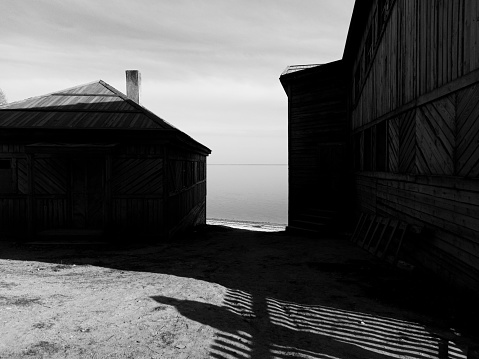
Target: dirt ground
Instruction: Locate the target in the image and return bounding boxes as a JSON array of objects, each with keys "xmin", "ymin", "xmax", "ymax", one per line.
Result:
[{"xmin": 0, "ymin": 223, "xmax": 478, "ymax": 359}]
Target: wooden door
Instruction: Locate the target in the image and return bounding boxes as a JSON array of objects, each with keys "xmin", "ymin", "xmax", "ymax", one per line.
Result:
[{"xmin": 71, "ymin": 158, "xmax": 104, "ymax": 229}]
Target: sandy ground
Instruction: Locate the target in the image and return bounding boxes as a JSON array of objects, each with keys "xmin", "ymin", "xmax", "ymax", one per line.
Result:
[{"xmin": 0, "ymin": 223, "xmax": 478, "ymax": 359}]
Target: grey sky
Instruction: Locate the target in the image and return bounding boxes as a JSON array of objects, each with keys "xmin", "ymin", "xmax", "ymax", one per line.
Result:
[{"xmin": 1, "ymin": 0, "xmax": 355, "ymax": 163}]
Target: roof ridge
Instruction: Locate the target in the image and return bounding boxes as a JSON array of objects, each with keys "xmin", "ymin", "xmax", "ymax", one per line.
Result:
[
  {"xmin": 0, "ymin": 80, "xmax": 107, "ymax": 109},
  {"xmin": 49, "ymin": 80, "xmax": 107, "ymax": 95},
  {"xmin": 99, "ymin": 80, "xmax": 179, "ymax": 131},
  {"xmin": 98, "ymin": 80, "xmax": 128, "ymax": 98}
]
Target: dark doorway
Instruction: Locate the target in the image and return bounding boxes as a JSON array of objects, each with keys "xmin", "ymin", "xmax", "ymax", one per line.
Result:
[{"xmin": 71, "ymin": 158, "xmax": 104, "ymax": 229}]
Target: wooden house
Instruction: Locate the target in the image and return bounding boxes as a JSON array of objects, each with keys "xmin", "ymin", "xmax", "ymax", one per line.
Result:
[
  {"xmin": 0, "ymin": 71, "xmax": 211, "ymax": 240},
  {"xmin": 282, "ymin": 0, "xmax": 479, "ymax": 293},
  {"xmin": 280, "ymin": 61, "xmax": 349, "ymax": 232}
]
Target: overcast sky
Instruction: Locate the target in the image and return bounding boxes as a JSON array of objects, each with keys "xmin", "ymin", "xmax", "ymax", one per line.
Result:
[{"xmin": 1, "ymin": 0, "xmax": 355, "ymax": 164}]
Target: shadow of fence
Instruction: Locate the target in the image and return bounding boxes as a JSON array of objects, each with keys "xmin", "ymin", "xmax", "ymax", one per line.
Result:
[{"xmin": 154, "ymin": 288, "xmax": 467, "ymax": 359}]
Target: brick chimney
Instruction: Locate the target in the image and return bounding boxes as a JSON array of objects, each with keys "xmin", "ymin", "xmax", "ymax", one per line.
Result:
[{"xmin": 126, "ymin": 70, "xmax": 141, "ymax": 104}]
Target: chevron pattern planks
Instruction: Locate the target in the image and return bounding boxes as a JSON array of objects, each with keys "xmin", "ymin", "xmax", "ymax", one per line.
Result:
[
  {"xmin": 457, "ymin": 83, "xmax": 479, "ymax": 177},
  {"xmin": 416, "ymin": 95, "xmax": 455, "ymax": 175},
  {"xmin": 398, "ymin": 109, "xmax": 416, "ymax": 173},
  {"xmin": 112, "ymin": 158, "xmax": 163, "ymax": 195},
  {"xmin": 34, "ymin": 158, "xmax": 68, "ymax": 194},
  {"xmin": 17, "ymin": 158, "xmax": 28, "ymax": 194},
  {"xmin": 388, "ymin": 117, "xmax": 399, "ymax": 172}
]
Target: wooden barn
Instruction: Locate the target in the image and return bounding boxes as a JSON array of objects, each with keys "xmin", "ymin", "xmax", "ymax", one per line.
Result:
[
  {"xmin": 279, "ymin": 61, "xmax": 349, "ymax": 232},
  {"xmin": 282, "ymin": 0, "xmax": 479, "ymax": 294},
  {"xmin": 0, "ymin": 71, "xmax": 211, "ymax": 240}
]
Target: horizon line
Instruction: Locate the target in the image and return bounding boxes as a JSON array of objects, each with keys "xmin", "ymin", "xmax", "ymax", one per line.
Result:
[{"xmin": 208, "ymin": 163, "xmax": 287, "ymax": 165}]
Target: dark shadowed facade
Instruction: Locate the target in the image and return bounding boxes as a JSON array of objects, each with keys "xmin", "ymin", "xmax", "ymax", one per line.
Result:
[
  {"xmin": 0, "ymin": 73, "xmax": 210, "ymax": 240},
  {"xmin": 280, "ymin": 61, "xmax": 348, "ymax": 232},
  {"xmin": 282, "ymin": 0, "xmax": 479, "ymax": 294}
]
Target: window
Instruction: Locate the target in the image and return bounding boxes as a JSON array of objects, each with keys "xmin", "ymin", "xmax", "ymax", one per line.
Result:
[{"xmin": 0, "ymin": 159, "xmax": 14, "ymax": 193}]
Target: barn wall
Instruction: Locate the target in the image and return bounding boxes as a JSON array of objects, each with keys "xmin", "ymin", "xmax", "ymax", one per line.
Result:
[
  {"xmin": 33, "ymin": 157, "xmax": 69, "ymax": 231},
  {"xmin": 0, "ymin": 146, "xmax": 28, "ymax": 237},
  {"xmin": 355, "ymin": 172, "xmax": 479, "ymax": 293},
  {"xmin": 0, "ymin": 141, "xmax": 208, "ymax": 240},
  {"xmin": 351, "ymin": 0, "xmax": 479, "ymax": 130},
  {"xmin": 348, "ymin": 0, "xmax": 479, "ymax": 292},
  {"xmin": 284, "ymin": 61, "xmax": 348, "ymax": 232},
  {"xmin": 108, "ymin": 143, "xmax": 164, "ymax": 237},
  {"xmin": 166, "ymin": 149, "xmax": 207, "ymax": 238}
]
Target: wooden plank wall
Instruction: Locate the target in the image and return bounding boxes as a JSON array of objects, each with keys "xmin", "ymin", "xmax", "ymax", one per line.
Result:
[
  {"xmin": 33, "ymin": 157, "xmax": 69, "ymax": 230},
  {"xmin": 355, "ymin": 172, "xmax": 479, "ymax": 292},
  {"xmin": 111, "ymin": 152, "xmax": 164, "ymax": 235},
  {"xmin": 352, "ymin": 0, "xmax": 479, "ymax": 130},
  {"xmin": 456, "ymin": 83, "xmax": 479, "ymax": 177},
  {"xmin": 286, "ymin": 62, "xmax": 348, "ymax": 229},
  {"xmin": 0, "ymin": 198, "xmax": 27, "ymax": 233},
  {"xmin": 0, "ymin": 142, "xmax": 208, "ymax": 239},
  {"xmin": 348, "ymin": 0, "xmax": 479, "ymax": 292},
  {"xmin": 0, "ymin": 145, "xmax": 28, "ymax": 236},
  {"xmin": 166, "ymin": 149, "xmax": 207, "ymax": 238},
  {"xmin": 354, "ymin": 81, "xmax": 479, "ymax": 292}
]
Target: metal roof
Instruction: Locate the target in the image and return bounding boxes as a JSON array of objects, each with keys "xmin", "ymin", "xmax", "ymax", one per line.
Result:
[
  {"xmin": 0, "ymin": 80, "xmax": 211, "ymax": 154},
  {"xmin": 0, "ymin": 80, "xmax": 175, "ymax": 130}
]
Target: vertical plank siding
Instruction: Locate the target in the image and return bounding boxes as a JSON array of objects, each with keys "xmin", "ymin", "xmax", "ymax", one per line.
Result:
[
  {"xmin": 111, "ymin": 198, "xmax": 163, "ymax": 234},
  {"xmin": 282, "ymin": 61, "xmax": 348, "ymax": 231},
  {"xmin": 0, "ymin": 198, "xmax": 27, "ymax": 233},
  {"xmin": 33, "ymin": 158, "xmax": 69, "ymax": 231},
  {"xmin": 35, "ymin": 198, "xmax": 69, "ymax": 230},
  {"xmin": 348, "ymin": 0, "xmax": 479, "ymax": 291},
  {"xmin": 0, "ymin": 141, "xmax": 208, "ymax": 239},
  {"xmin": 110, "ymin": 156, "xmax": 164, "ymax": 235},
  {"xmin": 352, "ymin": 0, "xmax": 479, "ymax": 130},
  {"xmin": 355, "ymin": 173, "xmax": 479, "ymax": 292},
  {"xmin": 166, "ymin": 149, "xmax": 207, "ymax": 237},
  {"xmin": 0, "ymin": 145, "xmax": 28, "ymax": 234}
]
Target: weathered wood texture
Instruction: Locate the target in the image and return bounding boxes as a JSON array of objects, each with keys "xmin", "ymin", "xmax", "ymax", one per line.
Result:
[
  {"xmin": 282, "ymin": 61, "xmax": 348, "ymax": 231},
  {"xmin": 0, "ymin": 79, "xmax": 210, "ymax": 240},
  {"xmin": 355, "ymin": 172, "xmax": 479, "ymax": 292},
  {"xmin": 0, "ymin": 150, "xmax": 28, "ymax": 231},
  {"xmin": 456, "ymin": 83, "xmax": 479, "ymax": 177},
  {"xmin": 0, "ymin": 145, "xmax": 208, "ymax": 239},
  {"xmin": 33, "ymin": 158, "xmax": 69, "ymax": 231},
  {"xmin": 0, "ymin": 198, "xmax": 28, "ymax": 233},
  {"xmin": 360, "ymin": 85, "xmax": 479, "ymax": 178},
  {"xmin": 352, "ymin": 0, "xmax": 479, "ymax": 130},
  {"xmin": 111, "ymin": 157, "xmax": 164, "ymax": 234},
  {"xmin": 352, "ymin": 80, "xmax": 479, "ymax": 293},
  {"xmin": 347, "ymin": 0, "xmax": 479, "ymax": 292},
  {"xmin": 166, "ymin": 150, "xmax": 207, "ymax": 237}
]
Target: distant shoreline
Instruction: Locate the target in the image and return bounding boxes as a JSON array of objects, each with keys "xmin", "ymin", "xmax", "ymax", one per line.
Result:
[
  {"xmin": 206, "ymin": 218, "xmax": 286, "ymax": 232},
  {"xmin": 207, "ymin": 164, "xmax": 287, "ymax": 166}
]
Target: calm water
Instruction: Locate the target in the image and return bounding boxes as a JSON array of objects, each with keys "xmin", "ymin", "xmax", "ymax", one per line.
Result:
[{"xmin": 206, "ymin": 164, "xmax": 288, "ymax": 224}]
